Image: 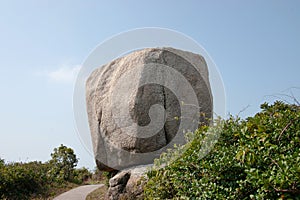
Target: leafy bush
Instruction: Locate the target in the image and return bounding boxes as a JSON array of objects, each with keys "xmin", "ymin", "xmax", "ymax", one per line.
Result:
[
  {"xmin": 0, "ymin": 144, "xmax": 82, "ymax": 199},
  {"xmin": 73, "ymin": 167, "xmax": 92, "ymax": 184},
  {"xmin": 144, "ymin": 101, "xmax": 300, "ymax": 199},
  {"xmin": 0, "ymin": 161, "xmax": 50, "ymax": 199}
]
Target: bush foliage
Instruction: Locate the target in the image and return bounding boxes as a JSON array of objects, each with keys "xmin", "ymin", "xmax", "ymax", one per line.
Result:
[
  {"xmin": 0, "ymin": 161, "xmax": 50, "ymax": 199},
  {"xmin": 144, "ymin": 101, "xmax": 300, "ymax": 199},
  {"xmin": 0, "ymin": 144, "xmax": 93, "ymax": 199}
]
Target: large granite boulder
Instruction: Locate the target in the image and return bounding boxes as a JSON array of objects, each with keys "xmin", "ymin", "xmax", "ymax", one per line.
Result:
[{"xmin": 86, "ymin": 47, "xmax": 213, "ymax": 171}]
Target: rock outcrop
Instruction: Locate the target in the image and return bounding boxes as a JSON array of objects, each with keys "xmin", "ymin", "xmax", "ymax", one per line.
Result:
[
  {"xmin": 86, "ymin": 47, "xmax": 213, "ymax": 171},
  {"xmin": 106, "ymin": 165, "xmax": 149, "ymax": 200}
]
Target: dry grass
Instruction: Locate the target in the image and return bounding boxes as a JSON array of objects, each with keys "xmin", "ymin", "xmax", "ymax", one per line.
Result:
[{"xmin": 86, "ymin": 184, "xmax": 108, "ymax": 200}]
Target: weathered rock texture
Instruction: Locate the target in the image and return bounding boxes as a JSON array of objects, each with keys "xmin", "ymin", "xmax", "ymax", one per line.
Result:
[
  {"xmin": 86, "ymin": 47, "xmax": 213, "ymax": 171},
  {"xmin": 106, "ymin": 165, "xmax": 149, "ymax": 200}
]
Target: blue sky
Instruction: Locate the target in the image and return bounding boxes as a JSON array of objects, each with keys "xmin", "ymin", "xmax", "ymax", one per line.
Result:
[{"xmin": 0, "ymin": 1, "xmax": 299, "ymax": 169}]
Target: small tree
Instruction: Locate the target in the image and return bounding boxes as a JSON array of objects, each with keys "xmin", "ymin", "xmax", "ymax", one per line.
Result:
[{"xmin": 49, "ymin": 144, "xmax": 78, "ymax": 182}]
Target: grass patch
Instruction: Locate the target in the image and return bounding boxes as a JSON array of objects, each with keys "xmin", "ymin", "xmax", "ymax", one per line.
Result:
[{"xmin": 86, "ymin": 185, "xmax": 108, "ymax": 200}]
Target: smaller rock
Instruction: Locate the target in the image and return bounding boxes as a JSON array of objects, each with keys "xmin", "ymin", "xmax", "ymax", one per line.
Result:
[
  {"xmin": 106, "ymin": 171, "xmax": 131, "ymax": 200},
  {"xmin": 106, "ymin": 165, "xmax": 150, "ymax": 200},
  {"xmin": 124, "ymin": 169, "xmax": 148, "ymax": 199},
  {"xmin": 109, "ymin": 171, "xmax": 131, "ymax": 187}
]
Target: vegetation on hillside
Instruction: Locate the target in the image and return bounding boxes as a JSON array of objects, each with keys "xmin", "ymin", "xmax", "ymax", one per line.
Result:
[
  {"xmin": 1, "ymin": 101, "xmax": 299, "ymax": 199},
  {"xmin": 144, "ymin": 101, "xmax": 300, "ymax": 199},
  {"xmin": 0, "ymin": 144, "xmax": 103, "ymax": 200}
]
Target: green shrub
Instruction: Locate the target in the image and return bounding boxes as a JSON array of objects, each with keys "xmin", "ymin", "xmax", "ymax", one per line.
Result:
[
  {"xmin": 144, "ymin": 101, "xmax": 300, "ymax": 199},
  {"xmin": 72, "ymin": 167, "xmax": 92, "ymax": 184},
  {"xmin": 0, "ymin": 161, "xmax": 50, "ymax": 199},
  {"xmin": 0, "ymin": 145, "xmax": 81, "ymax": 199}
]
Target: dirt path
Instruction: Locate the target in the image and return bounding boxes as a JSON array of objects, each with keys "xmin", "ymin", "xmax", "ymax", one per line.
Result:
[{"xmin": 53, "ymin": 184, "xmax": 104, "ymax": 200}]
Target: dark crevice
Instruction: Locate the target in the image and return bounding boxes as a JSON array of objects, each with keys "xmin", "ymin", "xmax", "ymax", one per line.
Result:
[
  {"xmin": 96, "ymin": 110, "xmax": 114, "ymax": 172},
  {"xmin": 161, "ymin": 51, "xmax": 169, "ymax": 144},
  {"xmin": 162, "ymin": 85, "xmax": 169, "ymax": 144}
]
